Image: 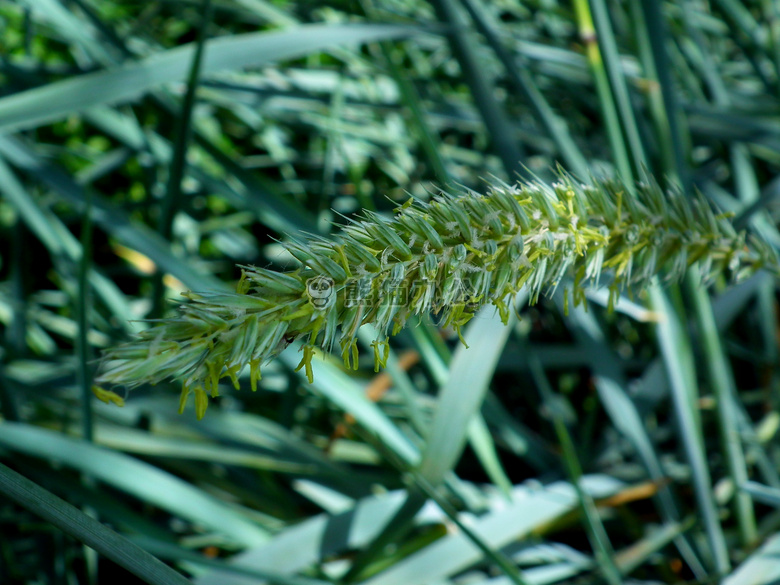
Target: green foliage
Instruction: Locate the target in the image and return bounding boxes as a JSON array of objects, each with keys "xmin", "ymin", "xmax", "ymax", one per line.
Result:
[
  {"xmin": 98, "ymin": 174, "xmax": 778, "ymax": 420},
  {"xmin": 3, "ymin": 1, "xmax": 780, "ymax": 585}
]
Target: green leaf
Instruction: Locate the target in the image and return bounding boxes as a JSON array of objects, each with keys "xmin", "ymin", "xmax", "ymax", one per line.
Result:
[
  {"xmin": 417, "ymin": 306, "xmax": 515, "ymax": 486},
  {"xmin": 722, "ymin": 532, "xmax": 780, "ymax": 585},
  {"xmin": 360, "ymin": 476, "xmax": 624, "ymax": 585},
  {"xmin": 0, "ymin": 24, "xmax": 425, "ymax": 134},
  {"xmin": 0, "ymin": 461, "xmax": 192, "ymax": 585},
  {"xmin": 0, "ymin": 423, "xmax": 268, "ymax": 547}
]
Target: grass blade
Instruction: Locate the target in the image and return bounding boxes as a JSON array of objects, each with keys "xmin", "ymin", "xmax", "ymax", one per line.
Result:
[
  {"xmin": 688, "ymin": 266, "xmax": 757, "ymax": 546},
  {"xmin": 0, "ymin": 24, "xmax": 426, "ymax": 134},
  {"xmin": 0, "ymin": 423, "xmax": 269, "ymax": 547},
  {"xmin": 0, "ymin": 461, "xmax": 191, "ymax": 585},
  {"xmin": 649, "ymin": 281, "xmax": 730, "ymax": 575},
  {"xmin": 152, "ymin": 0, "xmax": 214, "ymax": 317},
  {"xmin": 418, "ymin": 307, "xmax": 515, "ymax": 486},
  {"xmin": 360, "ymin": 476, "xmax": 624, "ymax": 585},
  {"xmin": 722, "ymin": 532, "xmax": 780, "ymax": 585},
  {"xmin": 428, "ymin": 0, "xmax": 525, "ymax": 177}
]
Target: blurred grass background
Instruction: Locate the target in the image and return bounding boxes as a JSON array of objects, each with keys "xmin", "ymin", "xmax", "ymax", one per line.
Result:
[{"xmin": 2, "ymin": 0, "xmax": 780, "ymax": 584}]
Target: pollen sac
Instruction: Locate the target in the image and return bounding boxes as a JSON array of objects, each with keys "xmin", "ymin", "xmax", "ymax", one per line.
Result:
[{"xmin": 306, "ymin": 275, "xmax": 336, "ymax": 310}]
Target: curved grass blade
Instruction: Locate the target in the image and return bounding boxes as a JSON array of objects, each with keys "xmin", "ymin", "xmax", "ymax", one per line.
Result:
[
  {"xmin": 279, "ymin": 343, "xmax": 421, "ymax": 467},
  {"xmin": 360, "ymin": 476, "xmax": 625, "ymax": 585},
  {"xmin": 93, "ymin": 425, "xmax": 317, "ymax": 474},
  {"xmin": 343, "ymin": 306, "xmax": 516, "ymax": 581},
  {"xmin": 0, "ymin": 23, "xmax": 426, "ymax": 134},
  {"xmin": 0, "ymin": 423, "xmax": 269, "ymax": 547},
  {"xmin": 418, "ymin": 306, "xmax": 515, "ymax": 486},
  {"xmin": 0, "ymin": 134, "xmax": 226, "ymax": 292},
  {"xmin": 133, "ymin": 535, "xmax": 332, "ymax": 585},
  {"xmin": 0, "ymin": 461, "xmax": 192, "ymax": 585},
  {"xmin": 194, "ymin": 491, "xmax": 410, "ymax": 585},
  {"xmin": 571, "ymin": 0, "xmax": 633, "ymax": 182},
  {"xmin": 649, "ymin": 281, "xmax": 730, "ymax": 575},
  {"xmin": 722, "ymin": 531, "xmax": 780, "ymax": 585}
]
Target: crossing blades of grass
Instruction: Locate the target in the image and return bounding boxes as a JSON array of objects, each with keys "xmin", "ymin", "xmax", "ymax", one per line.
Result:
[
  {"xmin": 0, "ymin": 461, "xmax": 192, "ymax": 585},
  {"xmin": 0, "ymin": 423, "xmax": 269, "ymax": 547},
  {"xmin": 279, "ymin": 343, "xmax": 421, "ymax": 467},
  {"xmin": 0, "ymin": 23, "xmax": 427, "ymax": 134},
  {"xmin": 360, "ymin": 475, "xmax": 625, "ymax": 585},
  {"xmin": 649, "ymin": 281, "xmax": 731, "ymax": 575}
]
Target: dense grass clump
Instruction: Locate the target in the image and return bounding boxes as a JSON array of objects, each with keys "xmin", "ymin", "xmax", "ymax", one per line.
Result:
[{"xmin": 2, "ymin": 1, "xmax": 780, "ymax": 584}]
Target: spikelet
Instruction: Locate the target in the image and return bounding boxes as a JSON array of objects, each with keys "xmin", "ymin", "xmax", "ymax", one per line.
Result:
[{"xmin": 96, "ymin": 173, "xmax": 778, "ymax": 417}]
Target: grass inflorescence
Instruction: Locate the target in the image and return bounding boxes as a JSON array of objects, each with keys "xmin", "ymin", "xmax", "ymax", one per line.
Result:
[{"xmin": 97, "ymin": 173, "xmax": 778, "ymax": 418}]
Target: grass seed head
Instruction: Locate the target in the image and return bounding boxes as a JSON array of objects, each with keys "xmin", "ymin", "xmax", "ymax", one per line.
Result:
[{"xmin": 96, "ymin": 173, "xmax": 779, "ymax": 417}]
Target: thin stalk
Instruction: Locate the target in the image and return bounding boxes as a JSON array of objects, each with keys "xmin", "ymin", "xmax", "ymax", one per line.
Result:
[
  {"xmin": 0, "ymin": 368, "xmax": 19, "ymax": 423},
  {"xmin": 375, "ymin": 40, "xmax": 452, "ymax": 185},
  {"xmin": 688, "ymin": 266, "xmax": 757, "ymax": 547},
  {"xmin": 428, "ymin": 0, "xmax": 526, "ymax": 178},
  {"xmin": 571, "ymin": 0, "xmax": 634, "ymax": 183},
  {"xmin": 77, "ymin": 190, "xmax": 94, "ymax": 443},
  {"xmin": 76, "ymin": 187, "xmax": 98, "ymax": 585},
  {"xmin": 340, "ymin": 489, "xmax": 427, "ymax": 583},
  {"xmin": 756, "ymin": 280, "xmax": 780, "ymax": 414},
  {"xmin": 9, "ymin": 219, "xmax": 27, "ymax": 359},
  {"xmin": 587, "ymin": 0, "xmax": 648, "ymax": 174},
  {"xmin": 529, "ymin": 354, "xmax": 623, "ymax": 585},
  {"xmin": 456, "ymin": 0, "xmax": 589, "ymax": 176},
  {"xmin": 151, "ymin": 0, "xmax": 213, "ymax": 318},
  {"xmin": 2, "ymin": 219, "xmax": 25, "ymax": 420},
  {"xmin": 628, "ymin": 0, "xmax": 677, "ymax": 179},
  {"xmin": 649, "ymin": 280, "xmax": 731, "ymax": 575},
  {"xmin": 636, "ymin": 0, "xmax": 690, "ymax": 185},
  {"xmin": 410, "ymin": 471, "xmax": 532, "ymax": 585}
]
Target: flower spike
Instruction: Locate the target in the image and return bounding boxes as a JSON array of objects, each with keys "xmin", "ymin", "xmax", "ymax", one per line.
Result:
[{"xmin": 97, "ymin": 174, "xmax": 779, "ymax": 416}]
